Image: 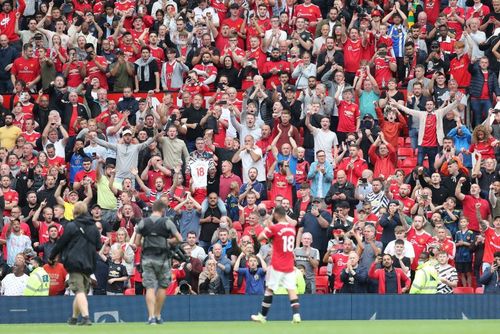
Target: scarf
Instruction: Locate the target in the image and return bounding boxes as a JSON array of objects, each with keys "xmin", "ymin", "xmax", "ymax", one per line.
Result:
[{"xmin": 135, "ymin": 56, "xmax": 155, "ymax": 82}]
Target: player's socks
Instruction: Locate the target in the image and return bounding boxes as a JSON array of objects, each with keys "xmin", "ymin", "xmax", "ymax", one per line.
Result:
[
  {"xmin": 290, "ymin": 299, "xmax": 300, "ymax": 315},
  {"xmin": 260, "ymin": 294, "xmax": 273, "ymax": 317}
]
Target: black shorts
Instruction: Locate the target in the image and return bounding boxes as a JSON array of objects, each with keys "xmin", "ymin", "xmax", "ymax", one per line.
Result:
[{"xmin": 455, "ymin": 262, "xmax": 472, "ymax": 273}]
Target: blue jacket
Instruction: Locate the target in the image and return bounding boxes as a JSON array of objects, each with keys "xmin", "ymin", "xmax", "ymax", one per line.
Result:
[
  {"xmin": 307, "ymin": 161, "xmax": 334, "ymax": 198},
  {"xmin": 479, "ymin": 267, "xmax": 500, "ymax": 294},
  {"xmin": 468, "ymin": 62, "xmax": 500, "ymax": 100},
  {"xmin": 447, "ymin": 125, "xmax": 472, "ymax": 168},
  {"xmin": 0, "ymin": 46, "xmax": 19, "ymax": 80}
]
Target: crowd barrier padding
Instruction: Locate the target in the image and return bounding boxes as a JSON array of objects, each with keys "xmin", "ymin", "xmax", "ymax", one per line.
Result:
[{"xmin": 0, "ymin": 295, "xmax": 499, "ymax": 323}]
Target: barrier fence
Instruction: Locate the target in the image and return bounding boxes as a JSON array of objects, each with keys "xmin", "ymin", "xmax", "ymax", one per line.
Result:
[{"xmin": 0, "ymin": 295, "xmax": 499, "ymax": 323}]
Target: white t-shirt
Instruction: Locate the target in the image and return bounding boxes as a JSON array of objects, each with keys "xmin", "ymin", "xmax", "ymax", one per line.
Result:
[
  {"xmin": 312, "ymin": 128, "xmax": 338, "ymax": 164},
  {"xmin": 1, "ymin": 273, "xmax": 29, "ymax": 296},
  {"xmin": 384, "ymin": 239, "xmax": 416, "ymax": 259},
  {"xmin": 190, "ymin": 160, "xmax": 209, "ymax": 188},
  {"xmin": 239, "ymin": 146, "xmax": 265, "ymax": 183}
]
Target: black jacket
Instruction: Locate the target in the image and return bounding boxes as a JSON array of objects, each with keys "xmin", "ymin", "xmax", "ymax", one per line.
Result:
[
  {"xmin": 117, "ymin": 97, "xmax": 140, "ymax": 125},
  {"xmin": 324, "ymin": 182, "xmax": 358, "ymax": 212},
  {"xmin": 339, "ymin": 265, "xmax": 368, "ymax": 293},
  {"xmin": 469, "ymin": 62, "xmax": 500, "ymax": 100},
  {"xmin": 50, "ymin": 214, "xmax": 101, "ymax": 275}
]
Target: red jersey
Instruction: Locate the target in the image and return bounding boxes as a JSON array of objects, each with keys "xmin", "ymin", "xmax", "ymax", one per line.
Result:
[
  {"xmin": 331, "ymin": 252, "xmax": 349, "ymax": 290},
  {"xmin": 22, "ymin": 131, "xmax": 41, "ymax": 144},
  {"xmin": 121, "ymin": 44, "xmax": 139, "ymax": 62},
  {"xmin": 3, "ymin": 189, "xmax": 18, "ymax": 216},
  {"xmin": 38, "ymin": 222, "xmax": 63, "ymax": 244},
  {"xmin": 295, "ymin": 160, "xmax": 309, "ymax": 185},
  {"xmin": 47, "ymin": 155, "xmax": 65, "ymax": 168},
  {"xmin": 393, "ymin": 195, "xmax": 415, "ymax": 216},
  {"xmin": 262, "ymin": 60, "xmax": 291, "ymax": 89},
  {"xmin": 434, "ymin": 237, "xmax": 456, "ymax": 262},
  {"xmin": 74, "ymin": 169, "xmax": 97, "ymax": 183},
  {"xmin": 115, "ymin": 0, "xmax": 135, "ymax": 14},
  {"xmin": 461, "ymin": 195, "xmax": 490, "ymax": 232},
  {"xmin": 443, "ymin": 7, "xmax": 465, "ymax": 39},
  {"xmin": 221, "ymin": 47, "xmax": 246, "ymax": 70},
  {"xmin": 63, "ymin": 61, "xmax": 84, "ymax": 88},
  {"xmin": 149, "ymin": 46, "xmax": 165, "ymax": 64},
  {"xmin": 466, "ymin": 4, "xmax": 490, "ymax": 21},
  {"xmin": 85, "ymin": 56, "xmax": 108, "ymax": 90},
  {"xmin": 0, "ymin": 0, "xmax": 25, "ymax": 41},
  {"xmin": 480, "ymin": 72, "xmax": 490, "ymax": 99},
  {"xmin": 406, "ymin": 227, "xmax": 433, "ymax": 270},
  {"xmin": 43, "ymin": 263, "xmax": 68, "ymax": 295},
  {"xmin": 263, "ymin": 222, "xmax": 296, "ymax": 272},
  {"xmin": 424, "ymin": 0, "xmax": 440, "ymax": 24},
  {"xmin": 247, "ymin": 48, "xmax": 267, "ymax": 71},
  {"xmin": 469, "ymin": 138, "xmax": 495, "ymax": 160},
  {"xmin": 193, "ymin": 63, "xmax": 218, "ymax": 90},
  {"xmin": 449, "ymin": 54, "xmax": 471, "ymax": 87},
  {"xmin": 483, "ymin": 228, "xmax": 500, "ymax": 264},
  {"xmin": 270, "ymin": 172, "xmax": 293, "ymax": 203},
  {"xmin": 343, "ymin": 39, "xmax": 363, "ymax": 73},
  {"xmin": 336, "ymin": 157, "xmax": 368, "ymax": 185},
  {"xmin": 11, "ymin": 56, "xmax": 41, "ymax": 84},
  {"xmin": 421, "ymin": 113, "xmax": 438, "ymax": 147},
  {"xmin": 337, "ymin": 101, "xmax": 360, "ymax": 133},
  {"xmin": 438, "ymin": 37, "xmax": 456, "ymax": 55},
  {"xmin": 374, "ymin": 56, "xmax": 396, "ymax": 88},
  {"xmin": 181, "ymin": 82, "xmax": 209, "ymax": 98},
  {"xmin": 212, "ymin": 0, "xmax": 228, "ymax": 22},
  {"xmin": 294, "ymin": 4, "xmax": 321, "ymax": 34}
]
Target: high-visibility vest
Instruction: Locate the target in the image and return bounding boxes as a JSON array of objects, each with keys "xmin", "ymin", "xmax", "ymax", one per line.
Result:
[
  {"xmin": 409, "ymin": 262, "xmax": 439, "ymax": 294},
  {"xmin": 23, "ymin": 267, "xmax": 50, "ymax": 296}
]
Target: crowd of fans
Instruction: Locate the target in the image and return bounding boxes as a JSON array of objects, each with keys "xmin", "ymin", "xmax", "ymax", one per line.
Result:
[{"xmin": 0, "ymin": 0, "xmax": 500, "ymax": 297}]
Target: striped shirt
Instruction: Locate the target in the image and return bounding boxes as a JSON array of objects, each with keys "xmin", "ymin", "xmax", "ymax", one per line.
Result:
[
  {"xmin": 388, "ymin": 24, "xmax": 407, "ymax": 58},
  {"xmin": 436, "ymin": 264, "xmax": 458, "ymax": 294}
]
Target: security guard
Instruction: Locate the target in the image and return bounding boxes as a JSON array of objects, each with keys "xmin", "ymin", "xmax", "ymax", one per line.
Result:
[
  {"xmin": 134, "ymin": 199, "xmax": 182, "ymax": 325},
  {"xmin": 409, "ymin": 251, "xmax": 439, "ymax": 294},
  {"xmin": 23, "ymin": 257, "xmax": 50, "ymax": 296}
]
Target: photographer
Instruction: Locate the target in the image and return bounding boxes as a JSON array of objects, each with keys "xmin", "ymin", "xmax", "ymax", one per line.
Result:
[
  {"xmin": 479, "ymin": 251, "xmax": 500, "ymax": 294},
  {"xmin": 134, "ymin": 200, "xmax": 182, "ymax": 325}
]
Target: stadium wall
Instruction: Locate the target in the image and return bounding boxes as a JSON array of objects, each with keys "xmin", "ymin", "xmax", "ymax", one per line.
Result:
[{"xmin": 1, "ymin": 295, "xmax": 499, "ymax": 323}]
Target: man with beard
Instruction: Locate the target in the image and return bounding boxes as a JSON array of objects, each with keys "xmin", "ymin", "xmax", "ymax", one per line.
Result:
[
  {"xmin": 193, "ymin": 52, "xmax": 218, "ymax": 90},
  {"xmin": 262, "ymin": 48, "xmax": 291, "ymax": 90},
  {"xmin": 0, "ymin": 114, "xmax": 22, "ymax": 151},
  {"xmin": 406, "ymin": 215, "xmax": 433, "ymax": 274},
  {"xmin": 316, "ymin": 37, "xmax": 343, "ymax": 79},
  {"xmin": 369, "ymin": 253, "xmax": 411, "ymax": 294},
  {"xmin": 91, "ymin": 129, "xmax": 162, "ymax": 184},
  {"xmin": 239, "ymin": 167, "xmax": 265, "ymax": 206},
  {"xmin": 158, "ymin": 125, "xmax": 189, "ymax": 171},
  {"xmin": 32, "ymin": 201, "xmax": 63, "ymax": 244},
  {"xmin": 199, "ymin": 193, "xmax": 225, "ymax": 252},
  {"xmin": 393, "ymin": 184, "xmax": 415, "ymax": 216}
]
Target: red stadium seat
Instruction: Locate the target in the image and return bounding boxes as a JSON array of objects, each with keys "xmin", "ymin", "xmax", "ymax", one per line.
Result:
[
  {"xmin": 475, "ymin": 287, "xmax": 484, "ymax": 294},
  {"xmin": 124, "ymin": 288, "xmax": 135, "ymax": 295},
  {"xmin": 316, "ymin": 276, "xmax": 329, "ymax": 294},
  {"xmin": 397, "ymin": 157, "xmax": 417, "ymax": 168},
  {"xmin": 405, "ymin": 137, "xmax": 412, "ymax": 146},
  {"xmin": 318, "ymin": 266, "xmax": 328, "ymax": 276},
  {"xmin": 397, "ymin": 137, "xmax": 405, "ymax": 147},
  {"xmin": 397, "ymin": 147, "xmax": 414, "ymax": 158},
  {"xmin": 453, "ymin": 287, "xmax": 474, "ymax": 294}
]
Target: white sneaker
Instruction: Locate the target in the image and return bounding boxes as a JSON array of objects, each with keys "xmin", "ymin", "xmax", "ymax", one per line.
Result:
[
  {"xmin": 251, "ymin": 313, "xmax": 267, "ymax": 323},
  {"xmin": 292, "ymin": 314, "xmax": 301, "ymax": 324}
]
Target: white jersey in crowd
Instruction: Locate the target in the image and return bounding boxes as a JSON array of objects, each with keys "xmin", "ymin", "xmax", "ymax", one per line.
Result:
[{"xmin": 190, "ymin": 160, "xmax": 209, "ymax": 188}]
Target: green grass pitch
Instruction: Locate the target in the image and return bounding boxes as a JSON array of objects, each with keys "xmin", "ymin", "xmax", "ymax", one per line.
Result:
[{"xmin": 2, "ymin": 320, "xmax": 500, "ymax": 334}]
